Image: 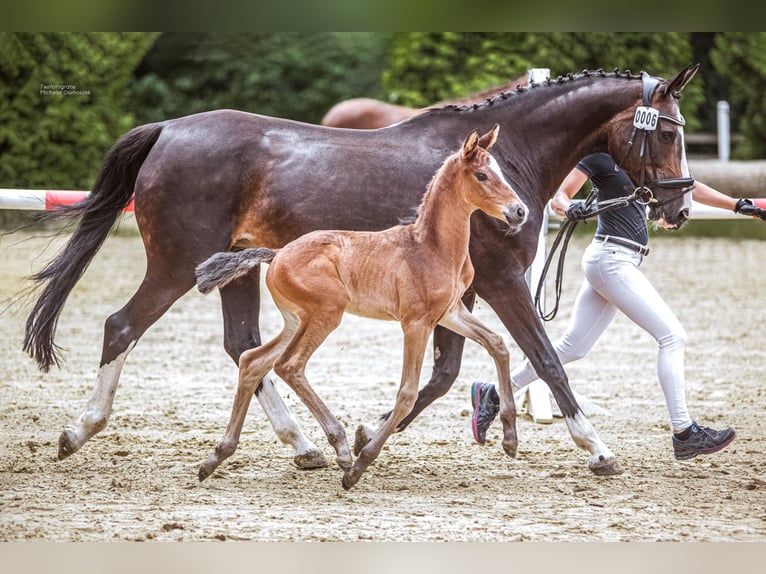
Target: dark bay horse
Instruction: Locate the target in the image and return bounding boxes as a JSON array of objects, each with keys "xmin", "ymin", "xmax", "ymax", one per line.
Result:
[
  {"xmin": 321, "ymin": 75, "xmax": 529, "ymax": 129},
  {"xmin": 195, "ymin": 126, "xmax": 526, "ymax": 489},
  {"xmin": 24, "ymin": 66, "xmax": 698, "ymax": 476}
]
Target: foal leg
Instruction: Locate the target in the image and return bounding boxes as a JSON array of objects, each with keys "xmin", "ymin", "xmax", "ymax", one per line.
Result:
[
  {"xmin": 344, "ymin": 322, "xmax": 431, "ymax": 490},
  {"xmin": 355, "ymin": 291, "xmax": 473, "ymax": 450},
  {"xmin": 394, "ymin": 289, "xmax": 476, "ymax": 431},
  {"xmin": 219, "ymin": 273, "xmax": 326, "ymax": 469},
  {"xmin": 273, "ymin": 312, "xmax": 353, "ymax": 474},
  {"xmin": 58, "ymin": 270, "xmax": 192, "ymax": 460},
  {"xmin": 199, "ymin": 313, "xmax": 299, "ymax": 481},
  {"xmin": 438, "ymin": 302, "xmax": 518, "ymax": 457}
]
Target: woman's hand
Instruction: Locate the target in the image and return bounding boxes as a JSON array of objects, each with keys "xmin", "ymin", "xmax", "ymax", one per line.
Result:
[{"xmin": 551, "ymin": 190, "xmax": 572, "ymax": 217}]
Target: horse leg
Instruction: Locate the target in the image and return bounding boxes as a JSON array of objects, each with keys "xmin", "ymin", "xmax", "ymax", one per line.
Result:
[
  {"xmin": 219, "ymin": 272, "xmax": 327, "ymax": 469},
  {"xmin": 345, "ymin": 322, "xmax": 430, "ymax": 490},
  {"xmin": 198, "ymin": 312, "xmax": 299, "ymax": 481},
  {"xmin": 58, "ymin": 272, "xmax": 192, "ymax": 460},
  {"xmin": 273, "ymin": 312, "xmax": 353, "ymax": 475},
  {"xmin": 438, "ymin": 302, "xmax": 517, "ymax": 458},
  {"xmin": 477, "ymin": 271, "xmax": 623, "ymax": 476}
]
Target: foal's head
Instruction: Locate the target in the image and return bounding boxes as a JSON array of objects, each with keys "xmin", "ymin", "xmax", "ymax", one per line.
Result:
[{"xmin": 457, "ymin": 125, "xmax": 528, "ymax": 235}]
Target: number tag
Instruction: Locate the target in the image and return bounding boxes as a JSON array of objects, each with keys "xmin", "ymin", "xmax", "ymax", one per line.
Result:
[{"xmin": 633, "ymin": 106, "xmax": 659, "ymax": 130}]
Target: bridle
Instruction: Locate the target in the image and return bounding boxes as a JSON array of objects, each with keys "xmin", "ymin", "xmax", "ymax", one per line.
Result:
[
  {"xmin": 534, "ymin": 72, "xmax": 695, "ymax": 322},
  {"xmin": 615, "ymin": 71, "xmax": 695, "ymax": 209}
]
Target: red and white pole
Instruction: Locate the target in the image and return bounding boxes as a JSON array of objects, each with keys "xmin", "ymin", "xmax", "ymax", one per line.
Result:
[{"xmin": 0, "ymin": 189, "xmax": 134, "ymax": 212}]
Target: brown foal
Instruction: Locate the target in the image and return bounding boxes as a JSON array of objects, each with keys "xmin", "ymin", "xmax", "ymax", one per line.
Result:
[{"xmin": 194, "ymin": 125, "xmax": 528, "ymax": 489}]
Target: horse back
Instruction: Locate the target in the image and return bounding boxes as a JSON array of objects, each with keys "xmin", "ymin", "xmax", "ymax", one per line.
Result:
[{"xmin": 133, "ymin": 109, "xmax": 461, "ymax": 252}]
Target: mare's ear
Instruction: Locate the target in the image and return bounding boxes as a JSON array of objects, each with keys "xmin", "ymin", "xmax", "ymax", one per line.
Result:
[
  {"xmin": 661, "ymin": 63, "xmax": 700, "ymax": 99},
  {"xmin": 462, "ymin": 129, "xmax": 480, "ymax": 159},
  {"xmin": 478, "ymin": 124, "xmax": 500, "ymax": 150}
]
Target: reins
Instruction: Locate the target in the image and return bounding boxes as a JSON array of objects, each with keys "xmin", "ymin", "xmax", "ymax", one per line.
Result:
[{"xmin": 533, "ymin": 191, "xmax": 634, "ymax": 321}]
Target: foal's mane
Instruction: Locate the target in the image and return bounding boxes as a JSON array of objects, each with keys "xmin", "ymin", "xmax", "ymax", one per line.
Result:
[{"xmin": 404, "ymin": 138, "xmax": 493, "ymax": 227}]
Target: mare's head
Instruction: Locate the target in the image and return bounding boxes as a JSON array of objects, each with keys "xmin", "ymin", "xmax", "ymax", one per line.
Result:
[
  {"xmin": 458, "ymin": 124, "xmax": 527, "ymax": 235},
  {"xmin": 607, "ymin": 64, "xmax": 699, "ymax": 229}
]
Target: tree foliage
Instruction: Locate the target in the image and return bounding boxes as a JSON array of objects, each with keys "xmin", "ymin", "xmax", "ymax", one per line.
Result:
[
  {"xmin": 710, "ymin": 32, "xmax": 766, "ymax": 159},
  {"xmin": 128, "ymin": 33, "xmax": 392, "ymax": 124},
  {"xmin": 383, "ymin": 33, "xmax": 702, "ymax": 129},
  {"xmin": 0, "ymin": 32, "xmax": 157, "ymax": 190}
]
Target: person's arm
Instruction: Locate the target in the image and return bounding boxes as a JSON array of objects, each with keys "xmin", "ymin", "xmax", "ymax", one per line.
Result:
[
  {"xmin": 692, "ymin": 180, "xmax": 766, "ymax": 219},
  {"xmin": 691, "ymin": 180, "xmax": 738, "ymax": 210},
  {"xmin": 551, "ymin": 167, "xmax": 589, "ymax": 217}
]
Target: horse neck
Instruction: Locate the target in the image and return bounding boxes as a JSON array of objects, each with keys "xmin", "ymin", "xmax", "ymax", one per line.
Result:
[
  {"xmin": 467, "ymin": 75, "xmax": 641, "ymax": 205},
  {"xmin": 412, "ymin": 164, "xmax": 474, "ymax": 257}
]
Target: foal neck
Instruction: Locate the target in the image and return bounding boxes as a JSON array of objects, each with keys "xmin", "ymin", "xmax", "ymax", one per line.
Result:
[{"xmin": 412, "ymin": 159, "xmax": 475, "ymax": 253}]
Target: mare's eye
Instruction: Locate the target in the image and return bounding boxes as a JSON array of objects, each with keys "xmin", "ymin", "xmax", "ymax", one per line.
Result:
[
  {"xmin": 475, "ymin": 172, "xmax": 488, "ymax": 181},
  {"xmin": 660, "ymin": 130, "xmax": 675, "ymax": 143}
]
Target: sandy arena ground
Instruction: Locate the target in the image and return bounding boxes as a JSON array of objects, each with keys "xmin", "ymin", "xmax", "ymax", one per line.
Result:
[{"xmin": 1, "ymin": 224, "xmax": 764, "ymax": 543}]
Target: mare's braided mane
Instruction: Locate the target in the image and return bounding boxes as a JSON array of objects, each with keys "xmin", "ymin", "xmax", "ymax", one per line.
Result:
[{"xmin": 443, "ymin": 68, "xmax": 643, "ymax": 114}]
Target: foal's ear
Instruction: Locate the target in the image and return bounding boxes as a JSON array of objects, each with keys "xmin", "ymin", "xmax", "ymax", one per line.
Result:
[
  {"xmin": 462, "ymin": 129, "xmax": 480, "ymax": 159},
  {"xmin": 661, "ymin": 63, "xmax": 700, "ymax": 99},
  {"xmin": 478, "ymin": 124, "xmax": 500, "ymax": 150}
]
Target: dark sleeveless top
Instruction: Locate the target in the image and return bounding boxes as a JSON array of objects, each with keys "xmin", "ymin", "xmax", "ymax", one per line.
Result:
[{"xmin": 576, "ymin": 153, "xmax": 649, "ymax": 246}]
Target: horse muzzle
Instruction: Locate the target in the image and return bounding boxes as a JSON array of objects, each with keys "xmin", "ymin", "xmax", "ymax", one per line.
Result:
[{"xmin": 643, "ymin": 177, "xmax": 695, "ymax": 229}]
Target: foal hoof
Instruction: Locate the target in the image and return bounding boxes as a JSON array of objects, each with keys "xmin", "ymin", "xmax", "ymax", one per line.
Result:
[
  {"xmin": 293, "ymin": 448, "xmax": 328, "ymax": 470},
  {"xmin": 57, "ymin": 429, "xmax": 79, "ymax": 460},
  {"xmin": 353, "ymin": 424, "xmax": 373, "ymax": 456},
  {"xmin": 588, "ymin": 454, "xmax": 625, "ymax": 476}
]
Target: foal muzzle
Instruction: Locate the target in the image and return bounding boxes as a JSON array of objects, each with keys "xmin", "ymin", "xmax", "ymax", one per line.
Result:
[{"xmin": 502, "ymin": 204, "xmax": 528, "ymax": 235}]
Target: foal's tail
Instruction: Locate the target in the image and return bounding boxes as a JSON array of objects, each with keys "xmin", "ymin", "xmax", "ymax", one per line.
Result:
[
  {"xmin": 23, "ymin": 123, "xmax": 164, "ymax": 372},
  {"xmin": 195, "ymin": 248, "xmax": 277, "ymax": 294}
]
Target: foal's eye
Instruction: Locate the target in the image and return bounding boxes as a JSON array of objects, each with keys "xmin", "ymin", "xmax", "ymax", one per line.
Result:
[{"xmin": 475, "ymin": 172, "xmax": 488, "ymax": 181}]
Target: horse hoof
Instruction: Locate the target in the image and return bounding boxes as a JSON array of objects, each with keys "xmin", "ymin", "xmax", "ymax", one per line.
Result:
[
  {"xmin": 293, "ymin": 448, "xmax": 328, "ymax": 470},
  {"xmin": 588, "ymin": 455, "xmax": 625, "ymax": 476},
  {"xmin": 353, "ymin": 424, "xmax": 373, "ymax": 456},
  {"xmin": 341, "ymin": 472, "xmax": 357, "ymax": 491},
  {"xmin": 198, "ymin": 466, "xmax": 211, "ymax": 482},
  {"xmin": 503, "ymin": 445, "xmax": 517, "ymax": 458},
  {"xmin": 57, "ymin": 429, "xmax": 78, "ymax": 460}
]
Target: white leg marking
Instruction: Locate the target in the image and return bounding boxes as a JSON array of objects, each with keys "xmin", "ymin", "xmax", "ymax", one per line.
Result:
[
  {"xmin": 255, "ymin": 376, "xmax": 327, "ymax": 469},
  {"xmin": 66, "ymin": 341, "xmax": 136, "ymax": 448},
  {"xmin": 565, "ymin": 410, "xmax": 615, "ymax": 462},
  {"xmin": 255, "ymin": 376, "xmax": 321, "ymax": 455}
]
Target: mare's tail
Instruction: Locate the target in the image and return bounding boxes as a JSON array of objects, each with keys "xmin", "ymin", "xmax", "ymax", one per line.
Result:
[
  {"xmin": 23, "ymin": 123, "xmax": 164, "ymax": 372},
  {"xmin": 196, "ymin": 248, "xmax": 277, "ymax": 294}
]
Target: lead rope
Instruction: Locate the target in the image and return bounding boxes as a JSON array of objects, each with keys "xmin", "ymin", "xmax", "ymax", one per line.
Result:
[
  {"xmin": 534, "ymin": 191, "xmax": 594, "ymax": 321},
  {"xmin": 533, "ymin": 191, "xmax": 636, "ymax": 321}
]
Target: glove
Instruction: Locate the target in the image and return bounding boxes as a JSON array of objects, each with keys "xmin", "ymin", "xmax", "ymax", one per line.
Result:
[
  {"xmin": 734, "ymin": 198, "xmax": 766, "ymax": 220},
  {"xmin": 565, "ymin": 202, "xmax": 592, "ymax": 222}
]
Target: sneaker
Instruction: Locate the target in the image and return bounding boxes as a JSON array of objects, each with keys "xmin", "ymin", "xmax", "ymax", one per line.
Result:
[
  {"xmin": 672, "ymin": 422, "xmax": 736, "ymax": 460},
  {"xmin": 471, "ymin": 382, "xmax": 499, "ymax": 445}
]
